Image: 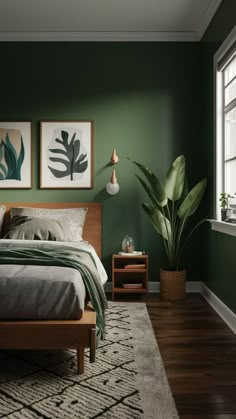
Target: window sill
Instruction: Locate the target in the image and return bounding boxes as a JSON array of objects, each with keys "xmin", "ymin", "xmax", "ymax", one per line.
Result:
[{"xmin": 208, "ymin": 219, "xmax": 236, "ymax": 237}]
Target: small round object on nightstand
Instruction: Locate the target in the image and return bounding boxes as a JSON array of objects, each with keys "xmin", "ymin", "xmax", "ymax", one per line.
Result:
[{"xmin": 121, "ymin": 235, "xmax": 135, "ymax": 253}]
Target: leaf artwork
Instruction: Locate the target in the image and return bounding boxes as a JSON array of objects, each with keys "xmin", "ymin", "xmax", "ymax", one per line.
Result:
[
  {"xmin": 48, "ymin": 130, "xmax": 88, "ymax": 180},
  {"xmin": 0, "ymin": 133, "xmax": 25, "ymax": 181}
]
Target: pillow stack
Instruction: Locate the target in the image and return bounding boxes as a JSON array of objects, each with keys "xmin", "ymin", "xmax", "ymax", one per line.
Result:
[{"xmin": 5, "ymin": 207, "xmax": 88, "ymax": 242}]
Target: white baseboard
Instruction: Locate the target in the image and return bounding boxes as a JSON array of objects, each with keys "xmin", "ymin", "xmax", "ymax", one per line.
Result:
[
  {"xmin": 201, "ymin": 283, "xmax": 236, "ymax": 335},
  {"xmin": 105, "ymin": 280, "xmax": 236, "ymax": 335},
  {"xmin": 104, "ymin": 281, "xmax": 201, "ymax": 293}
]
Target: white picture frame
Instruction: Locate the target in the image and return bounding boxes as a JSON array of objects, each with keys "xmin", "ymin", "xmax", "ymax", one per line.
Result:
[{"xmin": 40, "ymin": 121, "xmax": 94, "ymax": 189}]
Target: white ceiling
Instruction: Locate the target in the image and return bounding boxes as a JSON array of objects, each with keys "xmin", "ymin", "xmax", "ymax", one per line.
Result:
[{"xmin": 0, "ymin": 0, "xmax": 222, "ymax": 41}]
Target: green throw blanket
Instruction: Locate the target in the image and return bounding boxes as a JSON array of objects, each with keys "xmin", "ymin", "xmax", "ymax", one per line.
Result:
[{"xmin": 0, "ymin": 245, "xmax": 108, "ymax": 343}]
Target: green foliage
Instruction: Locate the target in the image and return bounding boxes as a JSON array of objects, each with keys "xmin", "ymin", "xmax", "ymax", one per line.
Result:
[
  {"xmin": 48, "ymin": 130, "xmax": 88, "ymax": 180},
  {"xmin": 219, "ymin": 192, "xmax": 235, "ymax": 209},
  {"xmin": 0, "ymin": 134, "xmax": 25, "ymax": 181},
  {"xmin": 131, "ymin": 155, "xmax": 207, "ymax": 270},
  {"xmin": 164, "ymin": 155, "xmax": 185, "ymax": 201}
]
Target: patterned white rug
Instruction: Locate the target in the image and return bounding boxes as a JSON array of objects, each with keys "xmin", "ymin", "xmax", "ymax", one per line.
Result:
[{"xmin": 0, "ymin": 302, "xmax": 178, "ymax": 419}]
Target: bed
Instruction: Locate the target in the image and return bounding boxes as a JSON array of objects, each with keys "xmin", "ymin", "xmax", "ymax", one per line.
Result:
[{"xmin": 0, "ymin": 202, "xmax": 107, "ymax": 374}]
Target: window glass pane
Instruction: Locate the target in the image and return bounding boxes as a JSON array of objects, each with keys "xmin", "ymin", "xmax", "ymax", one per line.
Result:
[
  {"xmin": 225, "ymin": 77, "xmax": 236, "ymax": 106},
  {"xmin": 225, "ymin": 160, "xmax": 236, "ymax": 194},
  {"xmin": 225, "ymin": 107, "xmax": 236, "ymax": 160},
  {"xmin": 224, "ymin": 55, "xmax": 236, "ymax": 86}
]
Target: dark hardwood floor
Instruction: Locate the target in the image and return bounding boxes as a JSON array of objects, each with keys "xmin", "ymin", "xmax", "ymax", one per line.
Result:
[
  {"xmin": 146, "ymin": 294, "xmax": 236, "ymax": 419},
  {"xmin": 110, "ymin": 292, "xmax": 236, "ymax": 418}
]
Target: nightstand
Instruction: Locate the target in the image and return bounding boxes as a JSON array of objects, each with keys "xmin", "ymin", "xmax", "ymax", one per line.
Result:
[{"xmin": 112, "ymin": 254, "xmax": 149, "ymax": 300}]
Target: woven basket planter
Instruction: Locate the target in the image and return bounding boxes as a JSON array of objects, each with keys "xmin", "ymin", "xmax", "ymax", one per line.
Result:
[{"xmin": 160, "ymin": 269, "xmax": 186, "ymax": 301}]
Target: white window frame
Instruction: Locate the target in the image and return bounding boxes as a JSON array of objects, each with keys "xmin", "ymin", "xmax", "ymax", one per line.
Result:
[{"xmin": 209, "ymin": 25, "xmax": 236, "ymax": 237}]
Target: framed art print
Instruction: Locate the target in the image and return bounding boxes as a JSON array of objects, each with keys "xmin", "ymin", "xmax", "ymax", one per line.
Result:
[
  {"xmin": 0, "ymin": 121, "xmax": 32, "ymax": 189},
  {"xmin": 40, "ymin": 121, "xmax": 94, "ymax": 189}
]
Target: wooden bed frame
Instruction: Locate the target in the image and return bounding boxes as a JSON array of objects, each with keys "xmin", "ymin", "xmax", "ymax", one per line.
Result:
[{"xmin": 0, "ymin": 202, "xmax": 101, "ymax": 374}]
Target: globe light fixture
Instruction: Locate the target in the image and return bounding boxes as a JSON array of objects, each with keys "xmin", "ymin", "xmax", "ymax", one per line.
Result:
[{"xmin": 106, "ymin": 167, "xmax": 120, "ymax": 195}]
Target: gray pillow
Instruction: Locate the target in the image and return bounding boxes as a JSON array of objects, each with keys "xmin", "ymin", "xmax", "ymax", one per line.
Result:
[
  {"xmin": 9, "ymin": 207, "xmax": 87, "ymax": 241},
  {"xmin": 0, "ymin": 205, "xmax": 6, "ymax": 236},
  {"xmin": 5, "ymin": 215, "xmax": 68, "ymax": 241}
]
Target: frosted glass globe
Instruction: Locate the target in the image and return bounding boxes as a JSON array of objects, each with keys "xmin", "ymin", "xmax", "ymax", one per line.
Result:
[
  {"xmin": 121, "ymin": 235, "xmax": 135, "ymax": 253},
  {"xmin": 106, "ymin": 182, "xmax": 120, "ymax": 195}
]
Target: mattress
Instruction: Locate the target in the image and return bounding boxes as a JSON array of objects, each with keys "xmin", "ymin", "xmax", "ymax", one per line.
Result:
[{"xmin": 0, "ymin": 240, "xmax": 107, "ymax": 320}]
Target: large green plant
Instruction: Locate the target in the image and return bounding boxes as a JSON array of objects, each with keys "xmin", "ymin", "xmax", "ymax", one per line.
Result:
[{"xmin": 131, "ymin": 155, "xmax": 207, "ymax": 271}]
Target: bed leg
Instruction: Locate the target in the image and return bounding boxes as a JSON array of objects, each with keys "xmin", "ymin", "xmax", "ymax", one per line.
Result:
[
  {"xmin": 76, "ymin": 347, "xmax": 85, "ymax": 374},
  {"xmin": 90, "ymin": 327, "xmax": 96, "ymax": 363}
]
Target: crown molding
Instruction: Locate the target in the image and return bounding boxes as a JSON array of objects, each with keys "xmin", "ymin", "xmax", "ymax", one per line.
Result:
[
  {"xmin": 0, "ymin": 1, "xmax": 222, "ymax": 44},
  {"xmin": 0, "ymin": 31, "xmax": 200, "ymax": 42},
  {"xmin": 197, "ymin": 0, "xmax": 222, "ymax": 39}
]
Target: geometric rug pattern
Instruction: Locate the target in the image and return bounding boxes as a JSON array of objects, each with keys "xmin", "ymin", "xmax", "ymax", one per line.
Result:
[{"xmin": 0, "ymin": 304, "xmax": 144, "ymax": 419}]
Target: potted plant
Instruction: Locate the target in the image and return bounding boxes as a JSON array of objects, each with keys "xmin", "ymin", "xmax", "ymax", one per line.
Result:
[
  {"xmin": 219, "ymin": 193, "xmax": 233, "ymax": 221},
  {"xmin": 130, "ymin": 155, "xmax": 207, "ymax": 301}
]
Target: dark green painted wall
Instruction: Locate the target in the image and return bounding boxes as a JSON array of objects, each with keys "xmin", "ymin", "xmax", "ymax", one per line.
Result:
[
  {"xmin": 201, "ymin": 0, "xmax": 236, "ymax": 313},
  {"xmin": 0, "ymin": 2, "xmax": 233, "ymax": 307},
  {"xmin": 0, "ymin": 42, "xmax": 205, "ymax": 281}
]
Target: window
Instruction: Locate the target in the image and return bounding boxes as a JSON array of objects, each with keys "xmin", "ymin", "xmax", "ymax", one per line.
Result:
[
  {"xmin": 214, "ymin": 26, "xmax": 236, "ymax": 223},
  {"xmin": 223, "ymin": 57, "xmax": 236, "ymax": 195}
]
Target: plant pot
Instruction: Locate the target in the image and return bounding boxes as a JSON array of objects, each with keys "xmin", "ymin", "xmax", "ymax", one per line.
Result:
[
  {"xmin": 221, "ymin": 208, "xmax": 232, "ymax": 221},
  {"xmin": 160, "ymin": 269, "xmax": 186, "ymax": 301}
]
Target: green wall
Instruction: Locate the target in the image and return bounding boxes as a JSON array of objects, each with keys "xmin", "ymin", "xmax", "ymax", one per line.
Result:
[
  {"xmin": 0, "ymin": 2, "xmax": 233, "ymax": 307},
  {"xmin": 201, "ymin": 0, "xmax": 236, "ymax": 313},
  {"xmin": 0, "ymin": 42, "xmax": 205, "ymax": 281}
]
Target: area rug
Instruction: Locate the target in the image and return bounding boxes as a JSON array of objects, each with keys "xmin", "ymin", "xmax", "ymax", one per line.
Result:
[{"xmin": 0, "ymin": 302, "xmax": 178, "ymax": 419}]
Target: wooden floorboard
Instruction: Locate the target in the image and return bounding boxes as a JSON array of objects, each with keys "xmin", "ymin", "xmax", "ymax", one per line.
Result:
[
  {"xmin": 110, "ymin": 292, "xmax": 236, "ymax": 418},
  {"xmin": 146, "ymin": 293, "xmax": 236, "ymax": 419}
]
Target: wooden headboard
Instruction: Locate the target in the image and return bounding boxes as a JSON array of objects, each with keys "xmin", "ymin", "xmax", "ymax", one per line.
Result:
[{"xmin": 3, "ymin": 203, "xmax": 101, "ymax": 258}]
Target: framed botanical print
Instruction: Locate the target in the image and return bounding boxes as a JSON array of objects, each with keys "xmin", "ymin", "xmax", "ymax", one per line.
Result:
[
  {"xmin": 40, "ymin": 121, "xmax": 94, "ymax": 189},
  {"xmin": 0, "ymin": 121, "xmax": 32, "ymax": 189}
]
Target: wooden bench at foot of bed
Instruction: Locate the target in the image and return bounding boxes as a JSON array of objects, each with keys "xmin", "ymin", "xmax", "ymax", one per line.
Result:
[{"xmin": 0, "ymin": 306, "xmax": 96, "ymax": 374}]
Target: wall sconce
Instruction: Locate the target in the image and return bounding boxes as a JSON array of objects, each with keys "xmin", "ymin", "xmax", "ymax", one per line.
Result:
[{"xmin": 106, "ymin": 148, "xmax": 120, "ymax": 195}]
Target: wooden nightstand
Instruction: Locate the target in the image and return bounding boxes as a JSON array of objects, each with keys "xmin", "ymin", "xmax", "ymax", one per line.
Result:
[{"xmin": 112, "ymin": 254, "xmax": 149, "ymax": 301}]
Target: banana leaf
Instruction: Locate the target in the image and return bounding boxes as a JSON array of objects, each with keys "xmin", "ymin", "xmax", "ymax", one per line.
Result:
[
  {"xmin": 131, "ymin": 160, "xmax": 167, "ymax": 206},
  {"xmin": 164, "ymin": 155, "xmax": 185, "ymax": 201},
  {"xmin": 177, "ymin": 178, "xmax": 207, "ymax": 219},
  {"xmin": 136, "ymin": 175, "xmax": 160, "ymax": 207},
  {"xmin": 142, "ymin": 202, "xmax": 171, "ymax": 241}
]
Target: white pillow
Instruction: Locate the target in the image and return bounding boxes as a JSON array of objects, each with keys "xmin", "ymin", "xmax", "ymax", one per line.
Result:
[
  {"xmin": 0, "ymin": 205, "xmax": 6, "ymax": 236},
  {"xmin": 9, "ymin": 207, "xmax": 88, "ymax": 242}
]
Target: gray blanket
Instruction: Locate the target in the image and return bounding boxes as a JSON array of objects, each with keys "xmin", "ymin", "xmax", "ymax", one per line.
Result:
[
  {"xmin": 0, "ymin": 241, "xmax": 107, "ymax": 340},
  {"xmin": 0, "ymin": 264, "xmax": 86, "ymax": 320}
]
